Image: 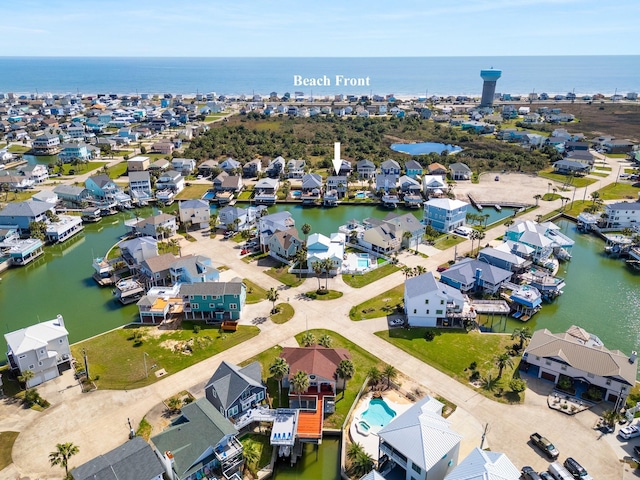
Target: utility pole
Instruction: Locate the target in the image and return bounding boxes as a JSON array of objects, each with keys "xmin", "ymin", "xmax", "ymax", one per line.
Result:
[
  {"xmin": 127, "ymin": 417, "xmax": 135, "ymax": 439},
  {"xmin": 82, "ymin": 348, "xmax": 89, "ymax": 380},
  {"xmin": 480, "ymin": 423, "xmax": 489, "ymax": 449},
  {"xmin": 143, "ymin": 352, "xmax": 149, "ymax": 378}
]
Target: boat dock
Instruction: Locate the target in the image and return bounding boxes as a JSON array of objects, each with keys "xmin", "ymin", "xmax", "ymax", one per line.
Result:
[
  {"xmin": 470, "ymin": 300, "xmax": 510, "ymax": 314},
  {"xmin": 466, "ymin": 194, "xmax": 529, "ymax": 210}
]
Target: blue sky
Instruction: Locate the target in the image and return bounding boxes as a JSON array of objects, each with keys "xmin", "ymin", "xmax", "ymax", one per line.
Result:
[{"xmin": 2, "ymin": 0, "xmax": 638, "ymax": 57}]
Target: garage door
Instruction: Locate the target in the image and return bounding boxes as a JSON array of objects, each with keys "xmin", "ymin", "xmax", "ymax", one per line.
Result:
[
  {"xmin": 44, "ymin": 368, "xmax": 59, "ymax": 382},
  {"xmin": 541, "ymin": 371, "xmax": 557, "ymax": 382}
]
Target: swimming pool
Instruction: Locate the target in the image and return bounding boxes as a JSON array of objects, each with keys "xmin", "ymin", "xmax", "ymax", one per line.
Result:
[
  {"xmin": 360, "ymin": 398, "xmax": 396, "ymax": 428},
  {"xmin": 291, "ymin": 190, "xmax": 302, "ymax": 197},
  {"xmin": 357, "ymin": 258, "xmax": 369, "ymax": 269},
  {"xmin": 355, "ymin": 191, "xmax": 366, "ymax": 199},
  {"xmin": 201, "ymin": 190, "xmax": 216, "ymax": 200}
]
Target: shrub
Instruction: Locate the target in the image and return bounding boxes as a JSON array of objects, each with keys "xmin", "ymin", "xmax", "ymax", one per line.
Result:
[
  {"xmin": 193, "ymin": 325, "xmax": 201, "ymax": 334},
  {"xmin": 509, "ymin": 378, "xmax": 527, "ymax": 393},
  {"xmin": 470, "ymin": 371, "xmax": 481, "ymax": 382},
  {"xmin": 424, "ymin": 330, "xmax": 435, "ymax": 341},
  {"xmin": 469, "ymin": 361, "xmax": 477, "ymax": 370}
]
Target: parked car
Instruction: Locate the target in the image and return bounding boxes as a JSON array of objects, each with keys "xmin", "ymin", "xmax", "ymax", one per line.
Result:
[
  {"xmin": 539, "ymin": 472, "xmax": 554, "ymax": 480},
  {"xmin": 619, "ymin": 423, "xmax": 640, "ymax": 440},
  {"xmin": 530, "ymin": 432, "xmax": 559, "ymax": 459},
  {"xmin": 389, "ymin": 318, "xmax": 404, "ymax": 327},
  {"xmin": 436, "ymin": 265, "xmax": 449, "ymax": 272},
  {"xmin": 522, "ymin": 466, "xmax": 542, "ymax": 480},
  {"xmin": 495, "ymin": 175, "xmax": 500, "ymax": 181},
  {"xmin": 563, "ymin": 457, "xmax": 593, "ymax": 480},
  {"xmin": 633, "ymin": 445, "xmax": 640, "ymax": 458},
  {"xmin": 240, "ymin": 249, "xmax": 249, "ymax": 255}
]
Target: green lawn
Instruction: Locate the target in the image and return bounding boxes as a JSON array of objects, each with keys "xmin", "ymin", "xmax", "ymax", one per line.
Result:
[
  {"xmin": 0, "ymin": 431, "xmax": 19, "ymax": 470},
  {"xmin": 240, "ymin": 434, "xmax": 273, "ymax": 476},
  {"xmin": 271, "ymin": 303, "xmax": 294, "ymax": 324},
  {"xmin": 595, "ymin": 166, "xmax": 612, "ymax": 171},
  {"xmin": 537, "ymin": 170, "xmax": 596, "ymax": 188},
  {"xmin": 59, "ymin": 161, "xmax": 105, "ymax": 175},
  {"xmin": 244, "ymin": 279, "xmax": 267, "ymax": 304},
  {"xmin": 562, "ymin": 200, "xmax": 591, "ymax": 217},
  {"xmin": 596, "ymin": 182, "xmax": 640, "ymax": 200},
  {"xmin": 241, "ymin": 329, "xmax": 393, "ymax": 429},
  {"xmin": 605, "ymin": 153, "xmax": 629, "ymax": 159},
  {"xmin": 8, "ymin": 144, "xmax": 30, "ymax": 153},
  {"xmin": 589, "ymin": 172, "xmax": 609, "ymax": 178},
  {"xmin": 433, "ymin": 234, "xmax": 467, "ymax": 250},
  {"xmin": 265, "ymin": 265, "xmax": 304, "ymax": 287},
  {"xmin": 349, "ymin": 284, "xmax": 404, "ymax": 321},
  {"xmin": 107, "ymin": 162, "xmax": 128, "ymax": 179},
  {"xmin": 542, "ymin": 193, "xmax": 561, "ymax": 201},
  {"xmin": 375, "ymin": 328, "xmax": 523, "ymax": 403},
  {"xmin": 341, "ymin": 263, "xmax": 399, "ymax": 288},
  {"xmin": 305, "ymin": 289, "xmax": 343, "ymax": 300},
  {"xmin": 110, "ymin": 150, "xmax": 135, "ymax": 157},
  {"xmin": 70, "ymin": 322, "xmax": 260, "ymax": 390},
  {"xmin": 1, "ymin": 190, "xmax": 39, "ymax": 202},
  {"xmin": 175, "ymin": 184, "xmax": 211, "ymax": 200},
  {"xmin": 136, "ymin": 417, "xmax": 153, "ymax": 440}
]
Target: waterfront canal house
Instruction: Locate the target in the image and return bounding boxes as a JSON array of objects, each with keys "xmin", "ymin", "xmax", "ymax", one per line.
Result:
[
  {"xmin": 32, "ymin": 132, "xmax": 61, "ymax": 155},
  {"xmin": 212, "ymin": 171, "xmax": 243, "ymax": 199},
  {"xmin": 300, "ymin": 173, "xmax": 322, "ymax": 205},
  {"xmin": 140, "ymin": 253, "xmax": 178, "ymax": 287},
  {"xmin": 45, "ymin": 214, "xmax": 84, "ymax": 243},
  {"xmin": 444, "ymin": 448, "xmax": 520, "ymax": 480},
  {"xmin": 377, "ymin": 396, "xmax": 461, "ymax": 480},
  {"xmin": 0, "ymin": 200, "xmax": 54, "ymax": 235},
  {"xmin": 156, "ymin": 170, "xmax": 185, "ymax": 194},
  {"xmin": 218, "ymin": 205, "xmax": 265, "ymax": 232},
  {"xmin": 151, "ymin": 398, "xmax": 244, "ymax": 480},
  {"xmin": 504, "ymin": 220, "xmax": 574, "ymax": 262},
  {"xmin": 128, "ymin": 213, "xmax": 177, "ymax": 240},
  {"xmin": 306, "ymin": 232, "xmax": 345, "ymax": 274},
  {"xmin": 338, "ymin": 159, "xmax": 353, "ymax": 177},
  {"xmin": 253, "ymin": 177, "xmax": 279, "ymax": 205},
  {"xmin": 266, "ymin": 228, "xmax": 303, "ymax": 262},
  {"xmin": 58, "ymin": 142, "xmax": 93, "ymax": 163},
  {"xmin": 0, "ymin": 172, "xmax": 35, "ymax": 191},
  {"xmin": 85, "ymin": 174, "xmax": 131, "ymax": 207},
  {"xmin": 326, "ymin": 175, "xmax": 348, "ymax": 199},
  {"xmin": 384, "ymin": 213, "xmax": 426, "ymax": 250},
  {"xmin": 127, "ymin": 155, "xmax": 151, "ymax": 172},
  {"xmin": 439, "ymin": 259, "xmax": 513, "ymax": 295},
  {"xmin": 170, "ymin": 255, "xmax": 220, "ymax": 284},
  {"xmin": 120, "ymin": 236, "xmax": 159, "ymax": 270},
  {"xmin": 4, "ymin": 314, "xmax": 71, "ymax": 388},
  {"xmin": 129, "ymin": 171, "xmax": 153, "ymax": 203},
  {"xmin": 18, "ymin": 163, "xmax": 49, "ymax": 184},
  {"xmin": 522, "ymin": 326, "xmax": 638, "ymax": 407},
  {"xmin": 71, "ymin": 436, "xmax": 165, "ymax": 480},
  {"xmin": 601, "ymin": 201, "xmax": 640, "ymax": 230},
  {"xmin": 477, "ymin": 245, "xmax": 530, "ymax": 273},
  {"xmin": 423, "ymin": 198, "xmax": 469, "ymax": 233},
  {"xmin": 204, "ymin": 361, "xmax": 266, "ymax": 420},
  {"xmin": 449, "ymin": 162, "xmax": 472, "ymax": 181},
  {"xmin": 356, "ymin": 159, "xmax": 376, "ymax": 180},
  {"xmin": 198, "ymin": 159, "xmax": 219, "ymax": 177},
  {"xmin": 422, "ymin": 175, "xmax": 447, "ymax": 197},
  {"xmin": 178, "ymin": 199, "xmax": 210, "ymax": 229},
  {"xmin": 181, "ymin": 280, "xmax": 246, "ymax": 322},
  {"xmin": 241, "ymin": 158, "xmax": 262, "ymax": 178},
  {"xmin": 404, "ymin": 159, "xmax": 423, "ymax": 179},
  {"xmin": 258, "ymin": 211, "xmax": 295, "ymax": 252},
  {"xmin": 404, "ymin": 272, "xmax": 466, "ymax": 327}
]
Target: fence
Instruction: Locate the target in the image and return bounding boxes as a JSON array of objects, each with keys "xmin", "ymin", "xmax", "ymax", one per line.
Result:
[{"xmin": 340, "ymin": 376, "xmax": 370, "ymax": 479}]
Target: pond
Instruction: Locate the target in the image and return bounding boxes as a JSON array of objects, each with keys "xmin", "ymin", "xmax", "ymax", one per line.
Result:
[{"xmin": 390, "ymin": 142, "xmax": 462, "ymax": 155}]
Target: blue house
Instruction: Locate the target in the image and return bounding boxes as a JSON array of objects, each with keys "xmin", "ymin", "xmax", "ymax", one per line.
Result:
[
  {"xmin": 405, "ymin": 159, "xmax": 423, "ymax": 179},
  {"xmin": 423, "ymin": 198, "xmax": 468, "ymax": 233},
  {"xmin": 181, "ymin": 281, "xmax": 246, "ymax": 322},
  {"xmin": 380, "ymin": 159, "xmax": 401, "ymax": 178},
  {"xmin": 204, "ymin": 361, "xmax": 266, "ymax": 420},
  {"xmin": 85, "ymin": 174, "xmax": 130, "ymax": 206},
  {"xmin": 170, "ymin": 255, "xmax": 220, "ymax": 284},
  {"xmin": 0, "ymin": 200, "xmax": 54, "ymax": 234},
  {"xmin": 439, "ymin": 258, "xmax": 513, "ymax": 295}
]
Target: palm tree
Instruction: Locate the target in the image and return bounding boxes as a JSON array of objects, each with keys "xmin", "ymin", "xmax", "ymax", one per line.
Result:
[
  {"xmin": 266, "ymin": 287, "xmax": 279, "ymax": 314},
  {"xmin": 318, "ymin": 334, "xmax": 333, "ymax": 348},
  {"xmin": 167, "ymin": 238, "xmax": 180, "ymax": 256},
  {"xmin": 511, "ymin": 327, "xmax": 532, "ymax": 350},
  {"xmin": 495, "ymin": 353, "xmax": 514, "ymax": 378},
  {"xmin": 322, "ymin": 257, "xmax": 334, "ymax": 289},
  {"xmin": 301, "ymin": 223, "xmax": 311, "ymax": 244},
  {"xmin": 367, "ymin": 366, "xmax": 382, "ymax": 390},
  {"xmin": 336, "ymin": 359, "xmax": 355, "ymax": 398},
  {"xmin": 301, "ymin": 331, "xmax": 316, "ymax": 347},
  {"xmin": 481, "ymin": 374, "xmax": 499, "ymax": 392},
  {"xmin": 402, "ymin": 266, "xmax": 413, "ymax": 279},
  {"xmin": 291, "ymin": 370, "xmax": 310, "ymax": 405},
  {"xmin": 294, "ymin": 248, "xmax": 307, "ymax": 278},
  {"xmin": 402, "ymin": 230, "xmax": 412, "ymax": 252},
  {"xmin": 311, "ymin": 261, "xmax": 323, "ymax": 290},
  {"xmin": 469, "ymin": 229, "xmax": 481, "ymax": 257},
  {"xmin": 346, "ymin": 441, "xmax": 364, "ymax": 462},
  {"xmin": 590, "ymin": 191, "xmax": 601, "ymax": 204},
  {"xmin": 475, "ymin": 231, "xmax": 486, "ymax": 255},
  {"xmin": 533, "ymin": 194, "xmax": 542, "ymax": 206},
  {"xmin": 49, "ymin": 442, "xmax": 80, "ymax": 478},
  {"xmin": 269, "ymin": 357, "xmax": 289, "ymax": 408},
  {"xmin": 242, "ymin": 439, "xmax": 260, "ymax": 475},
  {"xmin": 601, "ymin": 409, "xmax": 623, "ymax": 427},
  {"xmin": 382, "ymin": 365, "xmax": 398, "ymax": 390},
  {"xmin": 482, "ymin": 214, "xmax": 490, "ymax": 229},
  {"xmin": 414, "ymin": 265, "xmax": 426, "ymax": 276},
  {"xmin": 18, "ymin": 369, "xmax": 35, "ymax": 389},
  {"xmin": 350, "ymin": 450, "xmax": 374, "ymax": 478}
]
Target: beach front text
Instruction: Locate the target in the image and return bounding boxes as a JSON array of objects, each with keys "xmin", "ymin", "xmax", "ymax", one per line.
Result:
[{"xmin": 293, "ymin": 75, "xmax": 370, "ymax": 87}]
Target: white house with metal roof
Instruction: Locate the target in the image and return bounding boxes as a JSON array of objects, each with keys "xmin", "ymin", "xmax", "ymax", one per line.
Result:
[
  {"xmin": 5, "ymin": 314, "xmax": 71, "ymax": 388},
  {"xmin": 404, "ymin": 272, "xmax": 466, "ymax": 327},
  {"xmin": 602, "ymin": 200, "xmax": 640, "ymax": 230},
  {"xmin": 378, "ymin": 396, "xmax": 462, "ymax": 480},
  {"xmin": 522, "ymin": 326, "xmax": 638, "ymax": 407},
  {"xmin": 444, "ymin": 447, "xmax": 520, "ymax": 480}
]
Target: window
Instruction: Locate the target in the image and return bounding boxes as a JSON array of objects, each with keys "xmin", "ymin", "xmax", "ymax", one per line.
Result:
[
  {"xmin": 411, "ymin": 463, "xmax": 422, "ymax": 474},
  {"xmin": 209, "ymin": 304, "xmax": 216, "ymax": 308},
  {"xmin": 413, "ymin": 309, "xmax": 417, "ymax": 314},
  {"xmin": 440, "ymin": 300, "xmax": 444, "ymax": 305},
  {"xmin": 212, "ymin": 390, "xmax": 217, "ymax": 398},
  {"xmin": 424, "ymin": 299, "xmax": 429, "ymax": 304},
  {"xmin": 59, "ymin": 339, "xmax": 63, "ymax": 344},
  {"xmin": 426, "ymin": 309, "xmax": 430, "ymax": 315},
  {"xmin": 256, "ymin": 391, "xmax": 265, "ymax": 401},
  {"xmin": 228, "ymin": 405, "xmax": 238, "ymax": 417},
  {"xmin": 38, "ymin": 361, "xmax": 43, "ymax": 366},
  {"xmin": 545, "ymin": 360, "xmax": 551, "ymax": 366},
  {"xmin": 18, "ymin": 354, "xmax": 26, "ymax": 359},
  {"xmin": 587, "ymin": 372, "xmax": 595, "ymax": 378},
  {"xmin": 436, "ymin": 309, "xmax": 443, "ymax": 315},
  {"xmin": 229, "ymin": 303, "xmax": 238, "ymax": 310},
  {"xmin": 40, "ymin": 349, "xmax": 45, "ymax": 354},
  {"xmin": 192, "ymin": 303, "xmax": 199, "ymax": 309},
  {"xmin": 561, "ymin": 365, "xmax": 567, "ymax": 371},
  {"xmin": 606, "ymin": 379, "xmax": 612, "ymax": 385}
]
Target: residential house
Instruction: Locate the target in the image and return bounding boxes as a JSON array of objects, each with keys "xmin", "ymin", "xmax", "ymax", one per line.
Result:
[
  {"xmin": 31, "ymin": 190, "xmax": 58, "ymax": 204},
  {"xmin": 219, "ymin": 157, "xmax": 241, "ymax": 174},
  {"xmin": 427, "ymin": 162, "xmax": 448, "ymax": 176},
  {"xmin": 439, "ymin": 258, "xmax": 513, "ymax": 295},
  {"xmin": 0, "ymin": 200, "xmax": 54, "ymax": 235},
  {"xmin": 449, "ymin": 162, "xmax": 472, "ymax": 180},
  {"xmin": 218, "ymin": 205, "xmax": 265, "ymax": 231},
  {"xmin": 266, "ymin": 228, "xmax": 303, "ymax": 261},
  {"xmin": 45, "ymin": 214, "xmax": 84, "ymax": 243},
  {"xmin": 477, "ymin": 245, "xmax": 530, "ymax": 272},
  {"xmin": 86, "ymin": 174, "xmax": 131, "ymax": 206},
  {"xmin": 280, "ymin": 345, "xmax": 350, "ymax": 398},
  {"xmin": 149, "ymin": 159, "xmax": 171, "ymax": 172},
  {"xmin": 172, "ymin": 158, "xmax": 196, "ymax": 175},
  {"xmin": 254, "ymin": 177, "xmax": 279, "ymax": 204},
  {"xmin": 376, "ymin": 174, "xmax": 398, "ymax": 193},
  {"xmin": 359, "ymin": 220, "xmax": 402, "ymax": 255},
  {"xmin": 129, "ymin": 213, "xmax": 177, "ymax": 239},
  {"xmin": 242, "ymin": 159, "xmax": 262, "ymax": 178},
  {"xmin": 18, "ymin": 164, "xmax": 49, "ymax": 184},
  {"xmin": 603, "ymin": 139, "xmax": 635, "ymax": 154},
  {"xmin": 338, "ymin": 159, "xmax": 353, "ymax": 176},
  {"xmin": 384, "ymin": 213, "xmax": 426, "ymax": 249},
  {"xmin": 170, "ymin": 255, "xmax": 219, "ymax": 284},
  {"xmin": 424, "ymin": 198, "xmax": 468, "ymax": 233},
  {"xmin": 300, "ymin": 173, "xmax": 323, "ymax": 204},
  {"xmin": 286, "ymin": 159, "xmax": 306, "ymax": 179},
  {"xmin": 356, "ymin": 159, "xmax": 376, "ymax": 180},
  {"xmin": 204, "ymin": 361, "xmax": 266, "ymax": 419},
  {"xmin": 258, "ymin": 211, "xmax": 295, "ymax": 251},
  {"xmin": 380, "ymin": 159, "xmax": 401, "ymax": 179},
  {"xmin": 522, "ymin": 326, "xmax": 638, "ymax": 406},
  {"xmin": 444, "ymin": 448, "xmax": 520, "ymax": 480},
  {"xmin": 152, "ymin": 141, "xmax": 174, "ymax": 155},
  {"xmin": 32, "ymin": 133, "xmax": 60, "ymax": 155},
  {"xmin": 326, "ymin": 176, "xmax": 348, "ymax": 198},
  {"xmin": 602, "ymin": 201, "xmax": 640, "ymax": 229},
  {"xmin": 212, "ymin": 171, "xmax": 243, "ymax": 194},
  {"xmin": 119, "ymin": 236, "xmax": 159, "ymax": 270},
  {"xmin": 404, "ymin": 272, "xmax": 465, "ymax": 327},
  {"xmin": 71, "ymin": 437, "xmax": 165, "ymax": 480},
  {"xmin": 5, "ymin": 315, "xmax": 71, "ymax": 388},
  {"xmin": 179, "ymin": 199, "xmax": 210, "ymax": 229},
  {"xmin": 0, "ymin": 173, "xmax": 34, "ymax": 191},
  {"xmin": 127, "ymin": 156, "xmax": 150, "ymax": 172},
  {"xmin": 422, "ymin": 175, "xmax": 447, "ymax": 196},
  {"xmin": 504, "ymin": 220, "xmax": 574, "ymax": 262},
  {"xmin": 156, "ymin": 170, "xmax": 185, "ymax": 194},
  {"xmin": 553, "ymin": 159, "xmax": 590, "ymax": 175},
  {"xmin": 199, "ymin": 159, "xmax": 220, "ymax": 177},
  {"xmin": 266, "ymin": 156, "xmax": 286, "ymax": 178},
  {"xmin": 181, "ymin": 280, "xmax": 246, "ymax": 322},
  {"xmin": 129, "ymin": 171, "xmax": 153, "ymax": 202},
  {"xmin": 58, "ymin": 143, "xmax": 93, "ymax": 162},
  {"xmin": 378, "ymin": 396, "xmax": 462, "ymax": 480},
  {"xmin": 140, "ymin": 253, "xmax": 178, "ymax": 287},
  {"xmin": 405, "ymin": 159, "xmax": 423, "ymax": 179},
  {"xmin": 398, "ymin": 175, "xmax": 421, "ymax": 194},
  {"xmin": 306, "ymin": 232, "xmax": 345, "ymax": 273},
  {"xmin": 151, "ymin": 398, "xmax": 244, "ymax": 480},
  {"xmin": 53, "ymin": 185, "xmax": 92, "ymax": 206}
]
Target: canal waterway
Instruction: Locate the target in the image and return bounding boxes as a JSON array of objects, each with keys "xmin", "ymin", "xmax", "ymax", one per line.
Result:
[{"xmin": 272, "ymin": 436, "xmax": 340, "ymax": 480}]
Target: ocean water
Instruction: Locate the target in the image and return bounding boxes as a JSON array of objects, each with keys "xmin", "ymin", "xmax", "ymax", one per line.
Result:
[{"xmin": 0, "ymin": 56, "xmax": 638, "ymax": 97}]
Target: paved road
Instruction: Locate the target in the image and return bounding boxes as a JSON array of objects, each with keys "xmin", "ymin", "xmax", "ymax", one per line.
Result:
[{"xmin": 4, "ymin": 155, "xmax": 636, "ymax": 479}]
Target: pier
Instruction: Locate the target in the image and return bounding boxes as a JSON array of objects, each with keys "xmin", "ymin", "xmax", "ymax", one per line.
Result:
[{"xmin": 466, "ymin": 194, "xmax": 528, "ymax": 210}]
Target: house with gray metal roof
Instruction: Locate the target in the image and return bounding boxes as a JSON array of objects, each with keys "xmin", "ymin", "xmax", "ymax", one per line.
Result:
[
  {"xmin": 71, "ymin": 436, "xmax": 164, "ymax": 480},
  {"xmin": 602, "ymin": 201, "xmax": 640, "ymax": 229},
  {"xmin": 151, "ymin": 398, "xmax": 243, "ymax": 480},
  {"xmin": 443, "ymin": 447, "xmax": 520, "ymax": 480},
  {"xmin": 522, "ymin": 326, "xmax": 638, "ymax": 407},
  {"xmin": 205, "ymin": 361, "xmax": 266, "ymax": 419},
  {"xmin": 404, "ymin": 272, "xmax": 466, "ymax": 327},
  {"xmin": 439, "ymin": 258, "xmax": 513, "ymax": 294},
  {"xmin": 378, "ymin": 396, "xmax": 462, "ymax": 480},
  {"xmin": 0, "ymin": 200, "xmax": 54, "ymax": 234},
  {"xmin": 53, "ymin": 184, "xmax": 92, "ymax": 205},
  {"xmin": 181, "ymin": 281, "xmax": 246, "ymax": 322}
]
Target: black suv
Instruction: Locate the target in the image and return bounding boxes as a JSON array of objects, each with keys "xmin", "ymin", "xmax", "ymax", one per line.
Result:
[
  {"xmin": 564, "ymin": 457, "xmax": 588, "ymax": 478},
  {"xmin": 522, "ymin": 466, "xmax": 542, "ymax": 480}
]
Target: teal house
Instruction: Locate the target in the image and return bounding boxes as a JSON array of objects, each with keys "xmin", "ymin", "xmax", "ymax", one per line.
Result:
[{"xmin": 181, "ymin": 281, "xmax": 246, "ymax": 322}]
